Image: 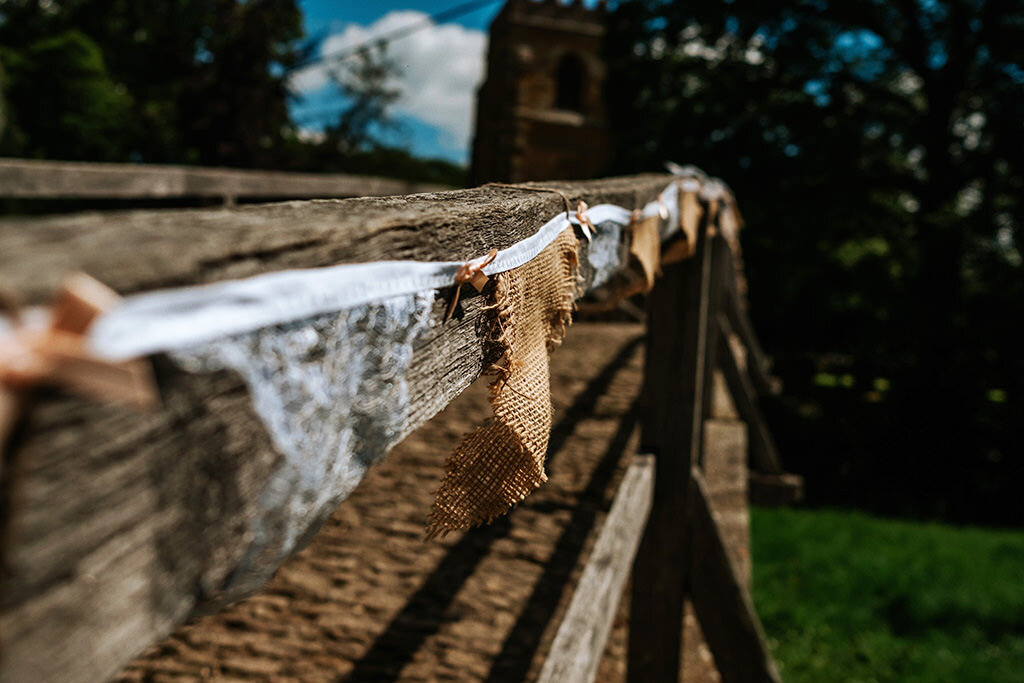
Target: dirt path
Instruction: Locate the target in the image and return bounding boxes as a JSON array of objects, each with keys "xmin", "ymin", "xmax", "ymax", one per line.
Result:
[{"xmin": 117, "ymin": 322, "xmax": 646, "ymax": 682}]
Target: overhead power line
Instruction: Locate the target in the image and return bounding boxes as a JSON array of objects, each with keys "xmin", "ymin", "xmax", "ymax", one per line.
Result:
[{"xmin": 294, "ymin": 0, "xmax": 502, "ymax": 70}]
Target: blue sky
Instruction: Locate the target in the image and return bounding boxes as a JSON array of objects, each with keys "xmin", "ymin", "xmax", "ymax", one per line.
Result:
[
  {"xmin": 300, "ymin": 1, "xmax": 502, "ymax": 37},
  {"xmin": 292, "ymin": 1, "xmax": 507, "ymax": 165}
]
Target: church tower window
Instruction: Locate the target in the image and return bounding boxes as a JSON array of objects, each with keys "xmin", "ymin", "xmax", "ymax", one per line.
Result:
[{"xmin": 555, "ymin": 54, "xmax": 586, "ymax": 112}]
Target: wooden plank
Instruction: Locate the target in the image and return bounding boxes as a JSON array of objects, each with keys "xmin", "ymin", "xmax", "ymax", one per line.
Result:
[
  {"xmin": 0, "ymin": 385, "xmax": 19, "ymax": 515},
  {"xmin": 698, "ymin": 231, "xmax": 731, "ymax": 464},
  {"xmin": 0, "ymin": 175, "xmax": 675, "ymax": 683},
  {"xmin": 628, "ymin": 197, "xmax": 714, "ymax": 683},
  {"xmin": 717, "ymin": 313, "xmax": 785, "ymax": 475},
  {"xmin": 537, "ymin": 454, "xmax": 654, "ymax": 683},
  {"xmin": 749, "ymin": 471, "xmax": 804, "ymax": 507},
  {"xmin": 689, "ymin": 467, "xmax": 782, "ymax": 683},
  {"xmin": 681, "ymin": 415, "xmax": 750, "ymax": 681},
  {"xmin": 0, "ymin": 157, "xmax": 449, "ymax": 200},
  {"xmin": 0, "ymin": 387, "xmax": 15, "ymax": 478},
  {"xmin": 702, "ymin": 418, "xmax": 751, "ymax": 584}
]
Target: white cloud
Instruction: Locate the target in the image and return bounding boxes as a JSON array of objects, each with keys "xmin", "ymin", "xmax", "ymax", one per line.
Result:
[{"xmin": 290, "ymin": 11, "xmax": 487, "ymax": 153}]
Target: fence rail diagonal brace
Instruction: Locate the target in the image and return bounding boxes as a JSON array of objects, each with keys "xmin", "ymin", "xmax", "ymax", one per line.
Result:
[
  {"xmin": 717, "ymin": 312, "xmax": 804, "ymax": 504},
  {"xmin": 688, "ymin": 466, "xmax": 782, "ymax": 683},
  {"xmin": 717, "ymin": 312, "xmax": 785, "ymax": 475}
]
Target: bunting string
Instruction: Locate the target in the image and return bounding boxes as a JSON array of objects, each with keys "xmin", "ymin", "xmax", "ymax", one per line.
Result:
[{"xmin": 0, "ymin": 166, "xmax": 740, "ymax": 556}]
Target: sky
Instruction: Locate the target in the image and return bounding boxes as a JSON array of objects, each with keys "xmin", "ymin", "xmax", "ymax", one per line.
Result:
[{"xmin": 291, "ymin": 1, "xmax": 508, "ymax": 165}]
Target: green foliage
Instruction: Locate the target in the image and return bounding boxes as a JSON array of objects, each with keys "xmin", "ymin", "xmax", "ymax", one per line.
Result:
[
  {"xmin": 283, "ymin": 43, "xmax": 464, "ymax": 186},
  {"xmin": 608, "ymin": 0, "xmax": 1024, "ymax": 523},
  {"xmin": 276, "ymin": 130, "xmax": 466, "ymax": 187},
  {"xmin": 0, "ymin": 30, "xmax": 132, "ymax": 160},
  {"xmin": 752, "ymin": 507, "xmax": 1024, "ymax": 681},
  {"xmin": 327, "ymin": 46, "xmax": 403, "ymax": 154},
  {"xmin": 174, "ymin": 0, "xmax": 306, "ymax": 166},
  {"xmin": 0, "ymin": 0, "xmax": 306, "ymax": 166},
  {"xmin": 0, "ymin": 2, "xmax": 457, "ymax": 185},
  {"xmin": 317, "ymin": 146, "xmax": 466, "ymax": 187}
]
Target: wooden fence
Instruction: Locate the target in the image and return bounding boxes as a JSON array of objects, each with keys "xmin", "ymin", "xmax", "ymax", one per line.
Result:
[
  {"xmin": 0, "ymin": 158, "xmax": 449, "ymax": 205},
  {"xmin": 0, "ymin": 172, "xmax": 799, "ymax": 682}
]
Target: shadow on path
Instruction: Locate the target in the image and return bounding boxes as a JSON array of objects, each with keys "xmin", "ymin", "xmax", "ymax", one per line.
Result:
[
  {"xmin": 485, "ymin": 398, "xmax": 639, "ymax": 681},
  {"xmin": 344, "ymin": 336, "xmax": 642, "ymax": 682}
]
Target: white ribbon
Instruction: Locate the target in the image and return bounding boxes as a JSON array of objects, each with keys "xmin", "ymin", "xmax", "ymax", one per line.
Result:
[{"xmin": 90, "ymin": 175, "xmax": 712, "ymax": 360}]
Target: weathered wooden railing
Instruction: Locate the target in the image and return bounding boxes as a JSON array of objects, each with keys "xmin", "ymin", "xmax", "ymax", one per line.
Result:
[
  {"xmin": 0, "ymin": 174, "xmax": 797, "ymax": 682},
  {"xmin": 0, "ymin": 157, "xmax": 449, "ymax": 205}
]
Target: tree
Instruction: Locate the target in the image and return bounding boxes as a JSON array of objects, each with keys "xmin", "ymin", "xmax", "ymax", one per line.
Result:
[
  {"xmin": 0, "ymin": 30, "xmax": 132, "ymax": 160},
  {"xmin": 326, "ymin": 45, "xmax": 402, "ymax": 154},
  {"xmin": 278, "ymin": 43, "xmax": 467, "ymax": 185},
  {"xmin": 0, "ymin": 0, "xmax": 306, "ymax": 167},
  {"xmin": 607, "ymin": 0, "xmax": 1024, "ymax": 524},
  {"xmin": 176, "ymin": 0, "xmax": 306, "ymax": 167}
]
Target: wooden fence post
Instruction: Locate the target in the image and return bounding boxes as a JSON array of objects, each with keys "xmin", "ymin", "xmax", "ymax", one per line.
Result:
[
  {"xmin": 698, "ymin": 225, "xmax": 732, "ymax": 465},
  {"xmin": 629, "ymin": 197, "xmax": 786, "ymax": 683},
  {"xmin": 628, "ymin": 199, "xmax": 714, "ymax": 682}
]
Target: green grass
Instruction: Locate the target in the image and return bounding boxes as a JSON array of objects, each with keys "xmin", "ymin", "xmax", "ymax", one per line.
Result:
[{"xmin": 751, "ymin": 507, "xmax": 1024, "ymax": 682}]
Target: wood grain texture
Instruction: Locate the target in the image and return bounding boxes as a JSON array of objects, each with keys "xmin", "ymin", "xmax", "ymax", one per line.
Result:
[
  {"xmin": 628, "ymin": 197, "xmax": 714, "ymax": 683},
  {"xmin": 689, "ymin": 467, "xmax": 782, "ymax": 683},
  {"xmin": 0, "ymin": 157, "xmax": 448, "ymax": 200},
  {"xmin": 0, "ymin": 387, "xmax": 15, "ymax": 479},
  {"xmin": 717, "ymin": 313, "xmax": 784, "ymax": 475},
  {"xmin": 698, "ymin": 233, "xmax": 730, "ymax": 458},
  {"xmin": 682, "ymin": 410, "xmax": 751, "ymax": 682},
  {"xmin": 0, "ymin": 175, "xmax": 673, "ymax": 683},
  {"xmin": 538, "ymin": 454, "xmax": 654, "ymax": 683}
]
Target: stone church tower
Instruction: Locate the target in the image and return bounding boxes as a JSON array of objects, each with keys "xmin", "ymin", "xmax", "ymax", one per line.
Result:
[{"xmin": 470, "ymin": 0, "xmax": 611, "ymax": 184}]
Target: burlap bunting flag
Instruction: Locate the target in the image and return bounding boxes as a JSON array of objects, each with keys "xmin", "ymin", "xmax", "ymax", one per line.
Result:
[
  {"xmin": 662, "ymin": 189, "xmax": 701, "ymax": 266},
  {"xmin": 427, "ymin": 227, "xmax": 579, "ymax": 538},
  {"xmin": 629, "ymin": 215, "xmax": 663, "ymax": 293}
]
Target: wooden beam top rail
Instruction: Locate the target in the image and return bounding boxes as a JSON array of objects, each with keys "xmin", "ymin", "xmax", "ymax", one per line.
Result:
[{"xmin": 0, "ymin": 175, "xmax": 671, "ymax": 302}]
